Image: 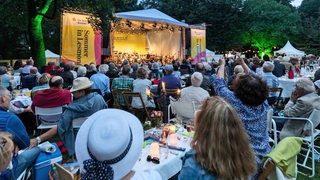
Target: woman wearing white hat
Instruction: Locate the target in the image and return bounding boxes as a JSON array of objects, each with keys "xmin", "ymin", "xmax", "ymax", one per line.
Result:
[{"xmin": 75, "ymin": 109, "xmax": 161, "ymax": 180}]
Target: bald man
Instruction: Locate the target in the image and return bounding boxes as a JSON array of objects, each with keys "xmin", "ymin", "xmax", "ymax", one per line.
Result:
[
  {"xmin": 31, "ymin": 76, "xmax": 72, "ymax": 111},
  {"xmin": 279, "ymin": 77, "xmax": 320, "ymax": 139}
]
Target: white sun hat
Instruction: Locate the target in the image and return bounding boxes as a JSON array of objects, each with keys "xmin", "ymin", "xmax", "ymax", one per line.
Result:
[
  {"xmin": 70, "ymin": 77, "xmax": 93, "ymax": 92},
  {"xmin": 75, "ymin": 109, "xmax": 143, "ymax": 179}
]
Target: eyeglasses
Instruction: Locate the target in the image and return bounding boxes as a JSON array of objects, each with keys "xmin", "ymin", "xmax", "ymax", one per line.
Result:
[
  {"xmin": 147, "ymin": 155, "xmax": 160, "ymax": 164},
  {"xmin": 0, "ymin": 137, "xmax": 7, "ymax": 148}
]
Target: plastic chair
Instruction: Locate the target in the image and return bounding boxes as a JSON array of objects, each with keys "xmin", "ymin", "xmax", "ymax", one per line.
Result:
[
  {"xmin": 35, "ymin": 106, "xmax": 64, "ymax": 129},
  {"xmin": 72, "ymin": 117, "xmax": 88, "ymax": 129},
  {"xmin": 168, "ymin": 97, "xmax": 197, "ymax": 125},
  {"xmin": 273, "ymin": 109, "xmax": 320, "ymax": 177},
  {"xmin": 259, "ymin": 137, "xmax": 302, "ymax": 180},
  {"xmin": 267, "ymin": 108, "xmax": 278, "ymax": 148}
]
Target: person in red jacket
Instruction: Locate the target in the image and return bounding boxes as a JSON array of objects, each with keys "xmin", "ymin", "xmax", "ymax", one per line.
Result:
[{"xmin": 31, "ymin": 76, "xmax": 72, "ymax": 112}]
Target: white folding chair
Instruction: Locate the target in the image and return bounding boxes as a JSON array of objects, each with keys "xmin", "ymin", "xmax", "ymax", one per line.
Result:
[
  {"xmin": 35, "ymin": 106, "xmax": 64, "ymax": 129},
  {"xmin": 168, "ymin": 97, "xmax": 197, "ymax": 124},
  {"xmin": 273, "ymin": 109, "xmax": 320, "ymax": 177},
  {"xmin": 267, "ymin": 108, "xmax": 278, "ymax": 148},
  {"xmin": 259, "ymin": 137, "xmax": 302, "ymax": 180},
  {"xmin": 72, "ymin": 117, "xmax": 88, "ymax": 129}
]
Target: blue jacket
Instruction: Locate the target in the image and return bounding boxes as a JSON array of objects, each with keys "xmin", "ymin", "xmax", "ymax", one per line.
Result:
[
  {"xmin": 179, "ymin": 150, "xmax": 217, "ymax": 180},
  {"xmin": 0, "ymin": 106, "xmax": 30, "ymax": 149},
  {"xmin": 57, "ymin": 92, "xmax": 107, "ymax": 156},
  {"xmin": 0, "ymin": 106, "xmax": 30, "ymax": 179}
]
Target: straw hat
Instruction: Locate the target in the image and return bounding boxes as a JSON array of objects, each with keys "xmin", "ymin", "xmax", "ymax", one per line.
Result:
[
  {"xmin": 70, "ymin": 77, "xmax": 93, "ymax": 92},
  {"xmin": 75, "ymin": 109, "xmax": 143, "ymax": 179}
]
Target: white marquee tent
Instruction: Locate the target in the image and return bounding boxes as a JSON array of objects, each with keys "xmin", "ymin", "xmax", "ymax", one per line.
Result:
[
  {"xmin": 45, "ymin": 49, "xmax": 60, "ymax": 64},
  {"xmin": 274, "ymin": 41, "xmax": 305, "ymax": 59},
  {"xmin": 45, "ymin": 50, "xmax": 60, "ymax": 58}
]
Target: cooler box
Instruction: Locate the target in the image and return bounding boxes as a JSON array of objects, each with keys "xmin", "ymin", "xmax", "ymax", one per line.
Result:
[{"xmin": 33, "ymin": 143, "xmax": 62, "ymax": 180}]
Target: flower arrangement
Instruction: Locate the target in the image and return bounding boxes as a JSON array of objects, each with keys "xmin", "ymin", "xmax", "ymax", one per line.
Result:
[{"xmin": 150, "ymin": 111, "xmax": 163, "ymax": 128}]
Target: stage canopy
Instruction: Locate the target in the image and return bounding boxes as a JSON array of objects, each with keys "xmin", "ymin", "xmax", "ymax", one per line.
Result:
[
  {"xmin": 274, "ymin": 41, "xmax": 305, "ymax": 59},
  {"xmin": 115, "ymin": 9, "xmax": 188, "ymax": 27},
  {"xmin": 111, "ymin": 9, "xmax": 189, "ymax": 62}
]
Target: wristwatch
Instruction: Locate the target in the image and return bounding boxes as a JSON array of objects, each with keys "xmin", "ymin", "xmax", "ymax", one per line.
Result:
[{"xmin": 36, "ymin": 137, "xmax": 41, "ymax": 144}]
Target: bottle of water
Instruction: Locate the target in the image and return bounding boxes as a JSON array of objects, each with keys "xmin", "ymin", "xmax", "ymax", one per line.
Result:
[{"xmin": 52, "ymin": 165, "xmax": 60, "ymax": 180}]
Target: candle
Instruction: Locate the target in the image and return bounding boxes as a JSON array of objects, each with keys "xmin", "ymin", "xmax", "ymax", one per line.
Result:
[
  {"xmin": 169, "ymin": 134, "xmax": 178, "ymax": 146},
  {"xmin": 176, "ymin": 89, "xmax": 181, "ymax": 97},
  {"xmin": 146, "ymin": 88, "xmax": 151, "ymax": 97},
  {"xmin": 169, "ymin": 125, "xmax": 176, "ymax": 134},
  {"xmin": 162, "ymin": 82, "xmax": 165, "ymax": 92},
  {"xmin": 150, "ymin": 142, "xmax": 160, "ymax": 158}
]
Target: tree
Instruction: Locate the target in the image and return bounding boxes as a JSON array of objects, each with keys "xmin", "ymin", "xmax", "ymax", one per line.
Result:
[
  {"xmin": 140, "ymin": 0, "xmax": 244, "ymax": 52},
  {"xmin": 25, "ymin": 0, "xmax": 142, "ymax": 68},
  {"xmin": 298, "ymin": 0, "xmax": 320, "ymax": 54},
  {"xmin": 0, "ymin": 1, "xmax": 29, "ymax": 59},
  {"xmin": 242, "ymin": 0, "xmax": 301, "ymax": 56}
]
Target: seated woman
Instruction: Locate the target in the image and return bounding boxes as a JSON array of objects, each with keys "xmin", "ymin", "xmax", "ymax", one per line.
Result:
[
  {"xmin": 132, "ymin": 67, "xmax": 155, "ymax": 109},
  {"xmin": 75, "ymin": 109, "xmax": 161, "ymax": 179},
  {"xmin": 179, "ymin": 96, "xmax": 257, "ymax": 179},
  {"xmin": 31, "ymin": 73, "xmax": 51, "ymax": 93},
  {"xmin": 211, "ymin": 56, "xmax": 271, "ymax": 177},
  {"xmin": 0, "ymin": 66, "xmax": 14, "ymax": 90}
]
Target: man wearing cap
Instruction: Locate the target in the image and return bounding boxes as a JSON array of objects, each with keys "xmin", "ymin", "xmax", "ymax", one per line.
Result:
[
  {"xmin": 31, "ymin": 76, "xmax": 72, "ymax": 112},
  {"xmin": 75, "ymin": 109, "xmax": 161, "ymax": 179},
  {"xmin": 30, "ymin": 77, "xmax": 107, "ymax": 158}
]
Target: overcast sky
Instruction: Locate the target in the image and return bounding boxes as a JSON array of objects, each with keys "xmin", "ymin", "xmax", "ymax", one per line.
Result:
[
  {"xmin": 137, "ymin": 0, "xmax": 303, "ymax": 7},
  {"xmin": 291, "ymin": 0, "xmax": 303, "ymax": 7}
]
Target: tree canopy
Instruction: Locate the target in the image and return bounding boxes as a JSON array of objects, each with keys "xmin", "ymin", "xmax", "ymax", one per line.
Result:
[
  {"xmin": 0, "ymin": 0, "xmax": 319, "ymax": 62},
  {"xmin": 241, "ymin": 0, "xmax": 301, "ymax": 56}
]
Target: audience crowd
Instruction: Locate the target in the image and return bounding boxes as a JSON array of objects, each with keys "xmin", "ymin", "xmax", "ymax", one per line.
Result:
[{"xmin": 0, "ymin": 53, "xmax": 320, "ymax": 179}]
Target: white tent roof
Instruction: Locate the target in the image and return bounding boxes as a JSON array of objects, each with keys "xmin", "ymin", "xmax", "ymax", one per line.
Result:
[
  {"xmin": 274, "ymin": 41, "xmax": 305, "ymax": 57},
  {"xmin": 45, "ymin": 50, "xmax": 60, "ymax": 58},
  {"xmin": 115, "ymin": 9, "xmax": 188, "ymax": 27}
]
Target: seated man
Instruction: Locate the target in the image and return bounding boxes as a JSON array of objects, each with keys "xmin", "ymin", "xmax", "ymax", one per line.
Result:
[
  {"xmin": 181, "ymin": 72, "xmax": 209, "ymax": 105},
  {"xmin": 31, "ymin": 76, "xmax": 72, "ymax": 112},
  {"xmin": 111, "ymin": 65, "xmax": 134, "ymax": 107},
  {"xmin": 30, "ymin": 77, "xmax": 107, "ymax": 158},
  {"xmin": 157, "ymin": 64, "xmax": 181, "ymax": 103},
  {"xmin": 279, "ymin": 77, "xmax": 320, "ymax": 140},
  {"xmin": 260, "ymin": 62, "xmax": 279, "ymax": 106},
  {"xmin": 90, "ymin": 64, "xmax": 111, "ymax": 101},
  {"xmin": 176, "ymin": 72, "xmax": 209, "ymax": 124},
  {"xmin": 0, "ymin": 86, "xmax": 40, "ymax": 179}
]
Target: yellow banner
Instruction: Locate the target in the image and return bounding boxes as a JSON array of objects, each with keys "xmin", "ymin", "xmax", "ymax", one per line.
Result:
[
  {"xmin": 191, "ymin": 29, "xmax": 206, "ymax": 64},
  {"xmin": 113, "ymin": 31, "xmax": 147, "ymax": 54},
  {"xmin": 61, "ymin": 12, "xmax": 101, "ymax": 65}
]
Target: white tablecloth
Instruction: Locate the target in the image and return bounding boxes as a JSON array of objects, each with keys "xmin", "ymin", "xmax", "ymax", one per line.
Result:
[
  {"xmin": 278, "ymin": 77, "xmax": 297, "ymax": 98},
  {"xmin": 133, "ymin": 128, "xmax": 192, "ymax": 180}
]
